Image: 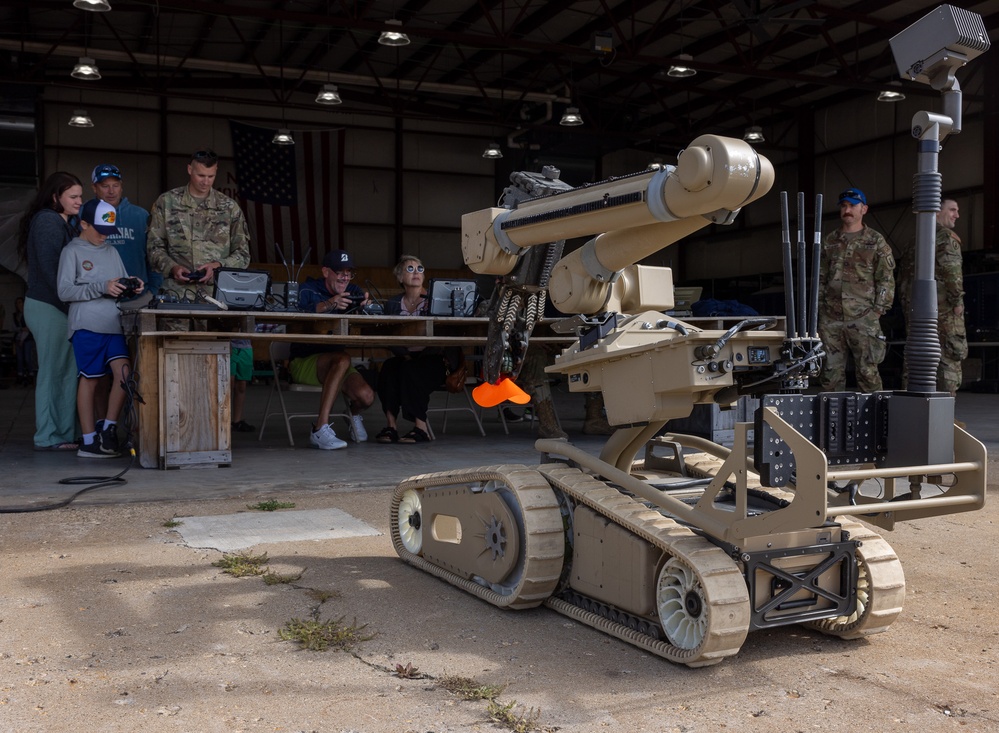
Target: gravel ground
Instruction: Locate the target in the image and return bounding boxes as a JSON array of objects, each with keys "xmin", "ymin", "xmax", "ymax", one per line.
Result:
[{"xmin": 1, "ymin": 477, "xmax": 997, "ymax": 733}]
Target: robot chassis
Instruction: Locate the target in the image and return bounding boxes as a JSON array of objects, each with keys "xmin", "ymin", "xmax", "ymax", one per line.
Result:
[{"xmin": 390, "ymin": 8, "xmax": 990, "ymax": 667}]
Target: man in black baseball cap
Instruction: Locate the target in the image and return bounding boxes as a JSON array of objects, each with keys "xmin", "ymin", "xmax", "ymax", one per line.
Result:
[
  {"xmin": 286, "ymin": 250, "xmax": 375, "ymax": 449},
  {"xmin": 322, "ymin": 249, "xmax": 355, "ymax": 271}
]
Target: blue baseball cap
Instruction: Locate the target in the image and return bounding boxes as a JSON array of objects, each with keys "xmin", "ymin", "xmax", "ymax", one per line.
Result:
[
  {"xmin": 838, "ymin": 188, "xmax": 867, "ymax": 205},
  {"xmin": 92, "ymin": 164, "xmax": 122, "ymax": 183}
]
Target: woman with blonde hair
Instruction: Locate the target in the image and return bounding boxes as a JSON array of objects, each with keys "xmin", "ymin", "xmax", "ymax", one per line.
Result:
[{"xmin": 375, "ymin": 254, "xmax": 451, "ymax": 443}]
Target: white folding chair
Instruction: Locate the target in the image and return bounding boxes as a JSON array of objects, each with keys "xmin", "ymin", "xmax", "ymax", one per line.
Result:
[
  {"xmin": 425, "ymin": 374, "xmax": 486, "ymax": 439},
  {"xmin": 257, "ymin": 341, "xmax": 352, "ymax": 446}
]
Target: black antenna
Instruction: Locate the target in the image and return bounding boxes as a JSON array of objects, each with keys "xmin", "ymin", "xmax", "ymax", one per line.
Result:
[
  {"xmin": 809, "ymin": 194, "xmax": 823, "ymax": 338},
  {"xmin": 294, "ymin": 245, "xmax": 311, "ymax": 282},
  {"xmin": 274, "ymin": 242, "xmax": 292, "ymax": 282},
  {"xmin": 796, "ymin": 192, "xmax": 807, "ymax": 339},
  {"xmin": 780, "ymin": 192, "xmax": 796, "ymax": 338}
]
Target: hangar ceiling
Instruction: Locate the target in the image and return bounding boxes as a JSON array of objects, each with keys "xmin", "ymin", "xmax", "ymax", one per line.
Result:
[{"xmin": 1, "ymin": 1, "xmax": 997, "ymax": 156}]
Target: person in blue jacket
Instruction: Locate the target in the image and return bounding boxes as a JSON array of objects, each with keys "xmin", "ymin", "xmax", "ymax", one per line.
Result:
[{"xmin": 90, "ymin": 163, "xmax": 161, "ymax": 294}]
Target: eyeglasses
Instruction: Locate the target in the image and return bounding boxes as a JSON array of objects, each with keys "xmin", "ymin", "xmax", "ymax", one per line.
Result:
[
  {"xmin": 333, "ymin": 269, "xmax": 355, "ymax": 280},
  {"xmin": 191, "ymin": 149, "xmax": 218, "ymax": 165},
  {"xmin": 405, "ymin": 264, "xmax": 425, "ymax": 273},
  {"xmin": 839, "ymin": 189, "xmax": 865, "ymax": 203}
]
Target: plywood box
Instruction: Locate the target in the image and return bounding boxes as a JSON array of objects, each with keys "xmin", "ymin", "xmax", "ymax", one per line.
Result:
[{"xmin": 159, "ymin": 340, "xmax": 231, "ymax": 468}]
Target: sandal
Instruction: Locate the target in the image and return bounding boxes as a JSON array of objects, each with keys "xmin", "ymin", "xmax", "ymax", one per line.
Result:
[
  {"xmin": 34, "ymin": 441, "xmax": 80, "ymax": 452},
  {"xmin": 398, "ymin": 427, "xmax": 432, "ymax": 443},
  {"xmin": 375, "ymin": 427, "xmax": 399, "ymax": 444}
]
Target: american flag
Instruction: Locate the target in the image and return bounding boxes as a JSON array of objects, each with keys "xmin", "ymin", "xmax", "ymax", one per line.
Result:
[{"xmin": 229, "ymin": 120, "xmax": 344, "ymax": 265}]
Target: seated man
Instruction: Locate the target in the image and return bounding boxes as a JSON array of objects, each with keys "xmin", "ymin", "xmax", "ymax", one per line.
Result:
[{"xmin": 292, "ymin": 249, "xmax": 375, "ymax": 450}]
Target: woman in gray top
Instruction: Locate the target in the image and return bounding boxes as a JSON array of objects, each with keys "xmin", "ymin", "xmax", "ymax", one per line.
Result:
[{"xmin": 16, "ymin": 172, "xmax": 84, "ymax": 450}]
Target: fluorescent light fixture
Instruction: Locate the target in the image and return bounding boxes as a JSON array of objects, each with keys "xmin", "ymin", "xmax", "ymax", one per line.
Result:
[
  {"xmin": 482, "ymin": 143, "xmax": 503, "ymax": 159},
  {"xmin": 667, "ymin": 54, "xmax": 696, "ymax": 78},
  {"xmin": 73, "ymin": 0, "xmax": 111, "ymax": 10},
  {"xmin": 315, "ymin": 83, "xmax": 342, "ymax": 105},
  {"xmin": 378, "ymin": 19, "xmax": 410, "ymax": 47},
  {"xmin": 560, "ymin": 106, "xmax": 584, "ymax": 126},
  {"xmin": 68, "ymin": 109, "xmax": 94, "ymax": 127},
  {"xmin": 71, "ymin": 56, "xmax": 101, "ymax": 80},
  {"xmin": 743, "ymin": 125, "xmax": 765, "ymax": 143},
  {"xmin": 878, "ymin": 89, "xmax": 906, "ymax": 102},
  {"xmin": 272, "ymin": 128, "xmax": 294, "ymax": 145}
]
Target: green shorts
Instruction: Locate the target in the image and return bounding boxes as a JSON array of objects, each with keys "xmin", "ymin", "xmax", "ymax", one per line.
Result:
[
  {"xmin": 230, "ymin": 346, "xmax": 254, "ymax": 382},
  {"xmin": 289, "ymin": 354, "xmax": 357, "ymax": 387}
]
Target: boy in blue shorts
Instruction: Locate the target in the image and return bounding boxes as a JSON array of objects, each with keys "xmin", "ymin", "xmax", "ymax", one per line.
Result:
[{"xmin": 57, "ymin": 198, "xmax": 144, "ymax": 458}]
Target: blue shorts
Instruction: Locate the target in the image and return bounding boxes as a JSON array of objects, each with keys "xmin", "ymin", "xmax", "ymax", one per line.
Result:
[{"xmin": 71, "ymin": 330, "xmax": 129, "ymax": 379}]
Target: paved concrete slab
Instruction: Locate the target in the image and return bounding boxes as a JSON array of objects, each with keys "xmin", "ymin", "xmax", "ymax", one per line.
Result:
[{"xmin": 175, "ymin": 507, "xmax": 381, "ymax": 552}]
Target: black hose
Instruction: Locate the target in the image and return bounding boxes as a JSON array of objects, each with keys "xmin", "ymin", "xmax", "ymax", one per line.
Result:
[{"xmin": 0, "ymin": 362, "xmax": 142, "ymax": 513}]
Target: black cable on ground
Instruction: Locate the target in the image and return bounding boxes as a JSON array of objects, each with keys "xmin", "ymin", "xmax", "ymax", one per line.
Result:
[{"xmin": 0, "ymin": 361, "xmax": 143, "ymax": 514}]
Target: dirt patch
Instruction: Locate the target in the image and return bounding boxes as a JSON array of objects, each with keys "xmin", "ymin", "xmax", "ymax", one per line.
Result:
[{"xmin": 1, "ymin": 485, "xmax": 997, "ymax": 732}]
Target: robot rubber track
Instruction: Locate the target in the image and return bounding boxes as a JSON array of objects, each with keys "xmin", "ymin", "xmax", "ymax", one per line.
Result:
[
  {"xmin": 682, "ymin": 452, "xmax": 906, "ymax": 641},
  {"xmin": 390, "ymin": 456, "xmax": 908, "ymax": 667},
  {"xmin": 392, "ymin": 463, "xmax": 753, "ymax": 667}
]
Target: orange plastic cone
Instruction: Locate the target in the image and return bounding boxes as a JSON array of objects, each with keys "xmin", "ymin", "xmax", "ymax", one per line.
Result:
[{"xmin": 472, "ymin": 378, "xmax": 531, "ymax": 408}]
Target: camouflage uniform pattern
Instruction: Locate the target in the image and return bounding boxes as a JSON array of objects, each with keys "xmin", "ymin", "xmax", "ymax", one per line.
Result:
[
  {"xmin": 147, "ymin": 186, "xmax": 250, "ymax": 292},
  {"xmin": 898, "ymin": 224, "xmax": 967, "ymax": 394},
  {"xmin": 817, "ymin": 225, "xmax": 895, "ymax": 392}
]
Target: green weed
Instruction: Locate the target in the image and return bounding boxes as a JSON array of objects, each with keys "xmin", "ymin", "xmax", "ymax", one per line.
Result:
[
  {"xmin": 162, "ymin": 518, "xmax": 182, "ymax": 528},
  {"xmin": 278, "ymin": 616, "xmax": 374, "ymax": 652},
  {"xmin": 263, "ymin": 570, "xmax": 304, "ymax": 585},
  {"xmin": 305, "ymin": 588, "xmax": 340, "ymax": 604},
  {"xmin": 486, "ymin": 699, "xmax": 553, "ymax": 732},
  {"xmin": 438, "ymin": 674, "xmax": 503, "ymax": 701},
  {"xmin": 212, "ymin": 551, "xmax": 269, "ymax": 577},
  {"xmin": 247, "ymin": 500, "xmax": 296, "ymax": 511}
]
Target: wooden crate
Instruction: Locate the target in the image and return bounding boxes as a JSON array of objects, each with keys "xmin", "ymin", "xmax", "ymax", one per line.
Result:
[{"xmin": 159, "ymin": 340, "xmax": 232, "ymax": 468}]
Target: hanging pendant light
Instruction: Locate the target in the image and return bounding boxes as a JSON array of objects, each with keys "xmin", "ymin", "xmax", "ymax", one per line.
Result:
[
  {"xmin": 315, "ymin": 83, "xmax": 342, "ymax": 105},
  {"xmin": 272, "ymin": 128, "xmax": 294, "ymax": 145},
  {"xmin": 560, "ymin": 106, "xmax": 584, "ymax": 126},
  {"xmin": 743, "ymin": 125, "xmax": 765, "ymax": 144},
  {"xmin": 667, "ymin": 54, "xmax": 696, "ymax": 78},
  {"xmin": 73, "ymin": 0, "xmax": 111, "ymax": 10},
  {"xmin": 878, "ymin": 90, "xmax": 905, "ymax": 102},
  {"xmin": 378, "ymin": 19, "xmax": 410, "ymax": 47},
  {"xmin": 482, "ymin": 143, "xmax": 503, "ymax": 159},
  {"xmin": 68, "ymin": 109, "xmax": 94, "ymax": 127},
  {"xmin": 71, "ymin": 56, "xmax": 101, "ymax": 80}
]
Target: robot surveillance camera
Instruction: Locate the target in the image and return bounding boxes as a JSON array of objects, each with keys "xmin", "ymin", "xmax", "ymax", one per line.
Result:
[{"xmin": 889, "ymin": 4, "xmax": 989, "ymax": 86}]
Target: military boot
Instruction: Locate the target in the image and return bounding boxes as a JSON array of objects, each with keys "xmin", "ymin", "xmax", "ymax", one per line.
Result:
[
  {"xmin": 582, "ymin": 394, "xmax": 613, "ymax": 435},
  {"xmin": 534, "ymin": 399, "xmax": 567, "ymax": 439}
]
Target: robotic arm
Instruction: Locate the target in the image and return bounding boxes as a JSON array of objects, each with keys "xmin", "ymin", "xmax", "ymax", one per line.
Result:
[{"xmin": 464, "ymin": 134, "xmax": 774, "ymax": 315}]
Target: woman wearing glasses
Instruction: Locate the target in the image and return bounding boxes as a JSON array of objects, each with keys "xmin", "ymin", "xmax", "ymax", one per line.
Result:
[{"xmin": 376, "ymin": 255, "xmax": 449, "ymax": 443}]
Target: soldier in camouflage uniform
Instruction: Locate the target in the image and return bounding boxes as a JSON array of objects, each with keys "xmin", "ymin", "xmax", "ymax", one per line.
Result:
[
  {"xmin": 898, "ymin": 198, "xmax": 967, "ymax": 395},
  {"xmin": 147, "ymin": 148, "xmax": 250, "ymax": 292},
  {"xmin": 817, "ymin": 188, "xmax": 895, "ymax": 392}
]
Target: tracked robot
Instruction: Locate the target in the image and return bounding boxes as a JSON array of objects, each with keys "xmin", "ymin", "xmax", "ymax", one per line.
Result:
[{"xmin": 390, "ymin": 5, "xmax": 989, "ymax": 666}]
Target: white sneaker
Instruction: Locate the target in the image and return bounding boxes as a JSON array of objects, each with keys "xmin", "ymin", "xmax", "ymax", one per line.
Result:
[
  {"xmin": 350, "ymin": 414, "xmax": 368, "ymax": 442},
  {"xmin": 310, "ymin": 423, "xmax": 347, "ymax": 450}
]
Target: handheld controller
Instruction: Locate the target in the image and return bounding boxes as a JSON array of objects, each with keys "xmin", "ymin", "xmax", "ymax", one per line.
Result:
[
  {"xmin": 114, "ymin": 277, "xmax": 142, "ymax": 300},
  {"xmin": 186, "ymin": 268, "xmax": 207, "ymax": 282}
]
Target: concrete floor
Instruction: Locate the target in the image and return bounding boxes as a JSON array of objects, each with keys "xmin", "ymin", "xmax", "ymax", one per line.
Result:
[
  {"xmin": 0, "ymin": 377, "xmax": 609, "ymax": 509},
  {"xmin": 2, "ymin": 377, "xmax": 996, "ymax": 511}
]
